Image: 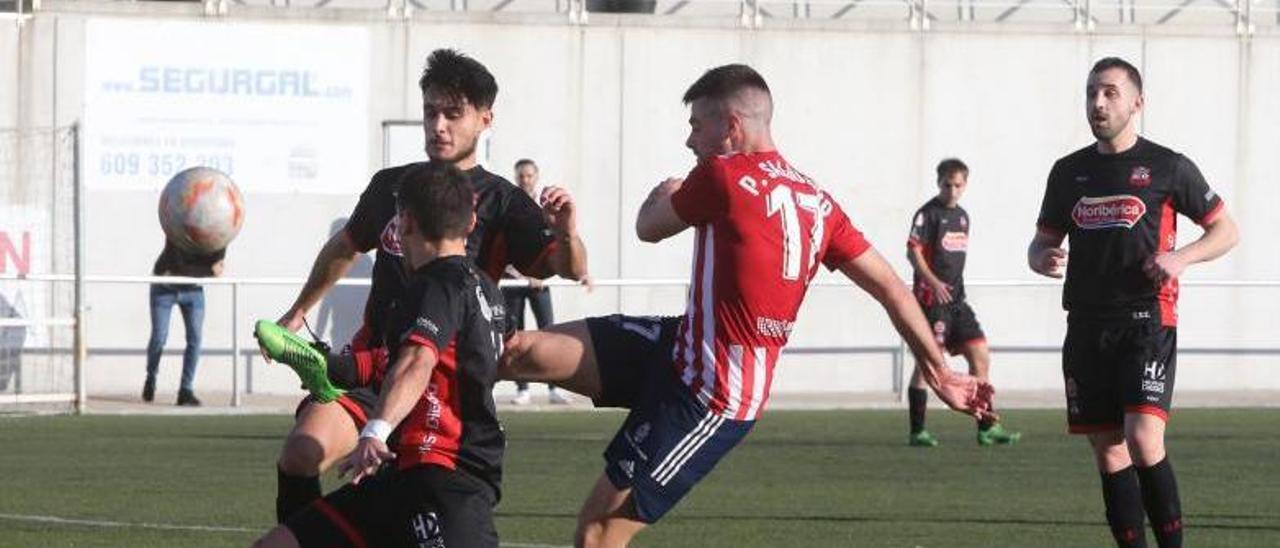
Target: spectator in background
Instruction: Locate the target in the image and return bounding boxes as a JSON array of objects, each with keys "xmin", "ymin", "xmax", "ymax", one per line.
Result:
[
  {"xmin": 505, "ymin": 159, "xmax": 571, "ymax": 405},
  {"xmin": 144, "ymin": 241, "xmax": 224, "ymax": 406}
]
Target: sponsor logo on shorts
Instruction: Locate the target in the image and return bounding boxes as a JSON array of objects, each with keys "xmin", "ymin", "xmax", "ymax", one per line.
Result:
[
  {"xmin": 1129, "ymin": 166, "xmax": 1152, "ymax": 188},
  {"xmin": 409, "ymin": 511, "xmax": 445, "ymax": 547},
  {"xmin": 1071, "ymin": 195, "xmax": 1147, "ymax": 230},
  {"xmin": 634, "ymin": 422, "xmax": 651, "ymax": 444},
  {"xmin": 1142, "ymin": 360, "xmax": 1167, "ymax": 395}
]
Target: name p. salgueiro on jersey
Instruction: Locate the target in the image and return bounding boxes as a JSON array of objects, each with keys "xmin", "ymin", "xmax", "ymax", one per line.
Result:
[{"xmin": 669, "ymin": 151, "xmax": 872, "ymax": 421}]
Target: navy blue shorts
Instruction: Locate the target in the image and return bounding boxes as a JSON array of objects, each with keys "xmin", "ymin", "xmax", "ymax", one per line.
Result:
[{"xmin": 587, "ymin": 314, "xmax": 755, "ymax": 523}]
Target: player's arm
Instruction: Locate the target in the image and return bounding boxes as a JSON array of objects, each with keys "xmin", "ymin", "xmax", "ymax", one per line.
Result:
[
  {"xmin": 340, "ymin": 344, "xmax": 438, "ymax": 484},
  {"xmin": 636, "ymin": 177, "xmax": 691, "ymax": 242},
  {"xmin": 1144, "ymin": 208, "xmax": 1239, "ymax": 284},
  {"xmin": 538, "ymin": 186, "xmax": 589, "ymax": 281},
  {"xmin": 1027, "ymin": 229, "xmax": 1067, "ymax": 278},
  {"xmin": 836, "ymin": 249, "xmax": 994, "ymax": 419},
  {"xmin": 906, "ymin": 244, "xmax": 952, "ymax": 304},
  {"xmin": 277, "ymin": 230, "xmax": 362, "ymax": 331}
]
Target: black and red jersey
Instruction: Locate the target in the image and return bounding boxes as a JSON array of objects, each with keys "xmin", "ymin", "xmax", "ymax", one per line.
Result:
[
  {"xmin": 384, "ymin": 255, "xmax": 509, "ymax": 493},
  {"xmin": 1037, "ymin": 138, "xmax": 1224, "ymax": 326},
  {"xmin": 345, "ymin": 162, "xmax": 556, "ymax": 344},
  {"xmin": 907, "ymin": 197, "xmax": 970, "ymax": 306}
]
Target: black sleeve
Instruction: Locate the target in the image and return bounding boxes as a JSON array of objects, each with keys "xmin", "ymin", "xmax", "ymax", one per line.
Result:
[
  {"xmin": 1171, "ymin": 155, "xmax": 1225, "ymax": 225},
  {"xmin": 502, "ymin": 188, "xmax": 557, "ymax": 273},
  {"xmin": 344, "ymin": 170, "xmax": 396, "ymax": 253},
  {"xmin": 907, "ymin": 207, "xmax": 935, "ymax": 248},
  {"xmin": 1036, "ymin": 160, "xmax": 1070, "ymax": 236},
  {"xmin": 402, "ymin": 281, "xmax": 464, "ymax": 354}
]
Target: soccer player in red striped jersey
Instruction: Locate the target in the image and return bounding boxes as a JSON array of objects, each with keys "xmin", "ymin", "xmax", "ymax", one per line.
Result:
[{"xmin": 498, "ymin": 64, "xmax": 995, "ymax": 547}]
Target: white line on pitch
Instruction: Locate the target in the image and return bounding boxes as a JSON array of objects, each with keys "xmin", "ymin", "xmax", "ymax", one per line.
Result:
[{"xmin": 0, "ymin": 512, "xmax": 572, "ymax": 547}]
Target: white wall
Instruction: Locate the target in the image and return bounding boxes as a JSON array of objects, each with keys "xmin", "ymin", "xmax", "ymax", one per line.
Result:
[{"xmin": 8, "ymin": 8, "xmax": 1278, "ymax": 399}]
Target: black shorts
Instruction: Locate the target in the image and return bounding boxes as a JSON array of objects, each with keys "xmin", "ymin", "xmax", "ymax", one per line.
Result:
[
  {"xmin": 921, "ymin": 301, "xmax": 986, "ymax": 355},
  {"xmin": 294, "ymin": 385, "xmax": 378, "ymax": 429},
  {"xmin": 286, "ymin": 465, "xmax": 497, "ymax": 548},
  {"xmin": 1063, "ymin": 320, "xmax": 1177, "ymax": 434}
]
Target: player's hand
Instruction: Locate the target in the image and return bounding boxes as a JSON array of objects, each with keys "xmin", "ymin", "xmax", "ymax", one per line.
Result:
[
  {"xmin": 539, "ymin": 186, "xmax": 579, "ymax": 237},
  {"xmin": 929, "ymin": 279, "xmax": 954, "ymax": 304},
  {"xmin": 338, "ymin": 438, "xmax": 397, "ymax": 485},
  {"xmin": 1031, "ymin": 247, "xmax": 1068, "ymax": 278},
  {"xmin": 580, "ymin": 275, "xmax": 595, "ymax": 293},
  {"xmin": 932, "ymin": 371, "xmax": 998, "ymax": 422},
  {"xmin": 1143, "ymin": 252, "xmax": 1186, "ymax": 285},
  {"xmin": 528, "ymin": 278, "xmax": 545, "ymax": 291}
]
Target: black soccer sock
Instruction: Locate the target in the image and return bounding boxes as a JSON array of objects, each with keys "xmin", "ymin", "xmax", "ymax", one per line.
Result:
[
  {"xmin": 1101, "ymin": 466, "xmax": 1148, "ymax": 547},
  {"xmin": 276, "ymin": 467, "xmax": 322, "ymax": 523},
  {"xmin": 1136, "ymin": 458, "xmax": 1183, "ymax": 548},
  {"xmin": 908, "ymin": 387, "xmax": 928, "ymax": 434}
]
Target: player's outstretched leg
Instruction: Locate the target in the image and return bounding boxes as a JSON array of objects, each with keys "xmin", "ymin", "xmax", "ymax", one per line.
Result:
[
  {"xmin": 255, "ymin": 320, "xmax": 345, "ymax": 403},
  {"xmin": 499, "ymin": 320, "xmax": 605, "ymax": 401},
  {"xmin": 275, "ymin": 402, "xmax": 359, "ymax": 522}
]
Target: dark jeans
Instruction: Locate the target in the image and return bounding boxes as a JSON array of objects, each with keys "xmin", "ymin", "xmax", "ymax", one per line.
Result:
[
  {"xmin": 146, "ymin": 284, "xmax": 205, "ymax": 392},
  {"xmin": 503, "ymin": 286, "xmax": 553, "ymax": 391}
]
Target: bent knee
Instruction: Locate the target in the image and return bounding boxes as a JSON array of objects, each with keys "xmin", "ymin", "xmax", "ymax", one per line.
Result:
[{"xmin": 277, "ymin": 434, "xmax": 326, "ymax": 476}]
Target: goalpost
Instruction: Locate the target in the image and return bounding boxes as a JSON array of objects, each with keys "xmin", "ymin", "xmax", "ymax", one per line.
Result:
[{"xmin": 0, "ymin": 124, "xmax": 84, "ymax": 413}]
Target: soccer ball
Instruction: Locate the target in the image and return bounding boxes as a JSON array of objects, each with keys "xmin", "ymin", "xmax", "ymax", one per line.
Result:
[{"xmin": 158, "ymin": 166, "xmax": 245, "ymax": 254}]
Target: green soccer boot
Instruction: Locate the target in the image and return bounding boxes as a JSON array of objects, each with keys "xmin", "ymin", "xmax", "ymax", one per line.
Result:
[
  {"xmin": 254, "ymin": 320, "xmax": 344, "ymax": 403},
  {"xmin": 908, "ymin": 429, "xmax": 939, "ymax": 447},
  {"xmin": 977, "ymin": 423, "xmax": 1022, "ymax": 446}
]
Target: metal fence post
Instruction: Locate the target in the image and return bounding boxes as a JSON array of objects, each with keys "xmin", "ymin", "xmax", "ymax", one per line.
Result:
[
  {"xmin": 72, "ymin": 123, "xmax": 86, "ymax": 415},
  {"xmin": 231, "ymin": 283, "xmax": 241, "ymax": 407}
]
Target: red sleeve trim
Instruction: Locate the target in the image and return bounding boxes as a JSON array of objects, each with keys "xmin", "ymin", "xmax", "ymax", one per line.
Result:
[
  {"xmin": 907, "ymin": 239, "xmax": 924, "ymax": 249},
  {"xmin": 313, "ymin": 500, "xmax": 368, "ymax": 548},
  {"xmin": 405, "ymin": 333, "xmax": 440, "ymax": 356},
  {"xmin": 1196, "ymin": 200, "xmax": 1225, "ymax": 227},
  {"xmin": 1125, "ymin": 404, "xmax": 1169, "ymax": 422}
]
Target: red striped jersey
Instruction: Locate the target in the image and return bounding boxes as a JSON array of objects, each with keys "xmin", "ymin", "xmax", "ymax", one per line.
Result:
[{"xmin": 669, "ymin": 151, "xmax": 871, "ymax": 421}]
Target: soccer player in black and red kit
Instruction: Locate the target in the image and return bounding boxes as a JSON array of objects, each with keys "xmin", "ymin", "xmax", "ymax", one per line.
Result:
[
  {"xmin": 1028, "ymin": 57, "xmax": 1238, "ymax": 548},
  {"xmin": 254, "ymin": 163, "xmax": 509, "ymax": 548},
  {"xmin": 267, "ymin": 49, "xmax": 588, "ymax": 523},
  {"xmin": 905, "ymin": 158, "xmax": 1021, "ymax": 447}
]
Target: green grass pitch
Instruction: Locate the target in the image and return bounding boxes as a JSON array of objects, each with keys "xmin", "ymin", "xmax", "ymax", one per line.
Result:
[{"xmin": 1, "ymin": 409, "xmax": 1277, "ymax": 547}]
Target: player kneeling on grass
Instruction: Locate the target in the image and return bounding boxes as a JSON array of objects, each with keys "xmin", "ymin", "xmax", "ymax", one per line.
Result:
[{"xmin": 254, "ymin": 163, "xmax": 509, "ymax": 548}]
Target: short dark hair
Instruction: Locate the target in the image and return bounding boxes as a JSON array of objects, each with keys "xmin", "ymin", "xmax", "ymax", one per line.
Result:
[
  {"xmin": 397, "ymin": 163, "xmax": 475, "ymax": 241},
  {"xmin": 1090, "ymin": 57, "xmax": 1143, "ymax": 93},
  {"xmin": 936, "ymin": 158, "xmax": 969, "ymax": 182},
  {"xmin": 514, "ymin": 158, "xmax": 537, "ymax": 171},
  {"xmin": 682, "ymin": 64, "xmax": 771, "ymax": 105},
  {"xmin": 419, "ymin": 49, "xmax": 498, "ymax": 110}
]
